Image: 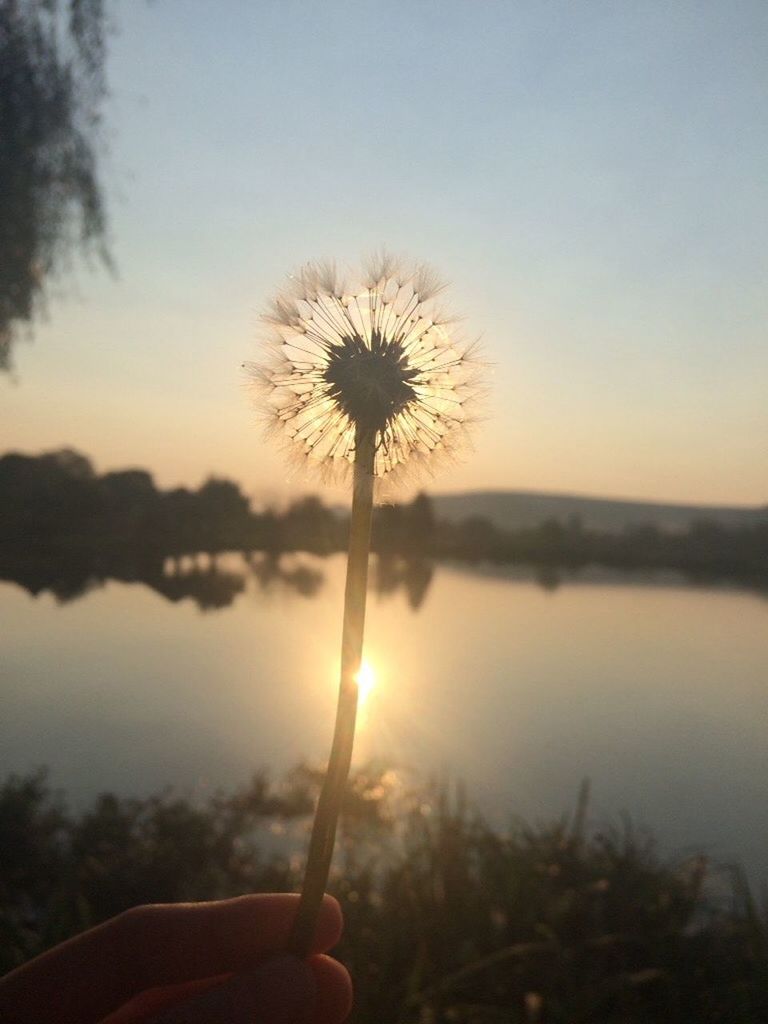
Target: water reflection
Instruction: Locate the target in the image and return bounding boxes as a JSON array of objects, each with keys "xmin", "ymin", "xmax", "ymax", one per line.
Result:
[
  {"xmin": 535, "ymin": 564, "xmax": 562, "ymax": 592},
  {"xmin": 0, "ymin": 551, "xmax": 248, "ymax": 612},
  {"xmin": 0, "ymin": 553, "xmax": 101, "ymax": 604},
  {"xmin": 2, "ymin": 553, "xmax": 768, "ymax": 886},
  {"xmin": 374, "ymin": 555, "xmax": 433, "ymax": 610},
  {"xmin": 3, "ymin": 542, "xmax": 766, "ymax": 615},
  {"xmin": 151, "ymin": 561, "xmax": 245, "ymax": 610},
  {"xmin": 0, "ymin": 549, "xmax": 442, "ymax": 611},
  {"xmin": 246, "ymin": 552, "xmax": 325, "ymax": 599}
]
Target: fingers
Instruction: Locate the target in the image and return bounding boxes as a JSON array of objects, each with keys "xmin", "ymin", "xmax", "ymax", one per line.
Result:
[
  {"xmin": 104, "ymin": 955, "xmax": 352, "ymax": 1024},
  {"xmin": 0, "ymin": 894, "xmax": 343, "ymax": 1024},
  {"xmin": 116, "ymin": 893, "xmax": 343, "ymax": 991},
  {"xmin": 144, "ymin": 955, "xmax": 315, "ymax": 1024},
  {"xmin": 309, "ymin": 954, "xmax": 353, "ymax": 1024},
  {"xmin": 98, "ymin": 977, "xmax": 231, "ymax": 1023}
]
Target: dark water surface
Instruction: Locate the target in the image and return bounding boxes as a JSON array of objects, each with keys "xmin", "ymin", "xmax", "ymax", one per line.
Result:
[{"xmin": 2, "ymin": 553, "xmax": 767, "ymax": 880}]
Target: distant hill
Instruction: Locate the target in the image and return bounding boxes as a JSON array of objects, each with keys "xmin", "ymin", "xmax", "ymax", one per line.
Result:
[{"xmin": 431, "ymin": 490, "xmax": 768, "ymax": 534}]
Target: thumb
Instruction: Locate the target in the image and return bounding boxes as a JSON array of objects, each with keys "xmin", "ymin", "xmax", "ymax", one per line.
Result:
[{"xmin": 145, "ymin": 955, "xmax": 316, "ymax": 1024}]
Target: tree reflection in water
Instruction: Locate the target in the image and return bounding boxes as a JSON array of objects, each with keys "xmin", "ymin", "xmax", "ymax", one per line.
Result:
[
  {"xmin": 374, "ymin": 554, "xmax": 434, "ymax": 611},
  {"xmin": 245, "ymin": 552, "xmax": 325, "ymax": 599},
  {"xmin": 0, "ymin": 549, "xmax": 441, "ymax": 611},
  {"xmin": 0, "ymin": 550, "xmax": 247, "ymax": 611}
]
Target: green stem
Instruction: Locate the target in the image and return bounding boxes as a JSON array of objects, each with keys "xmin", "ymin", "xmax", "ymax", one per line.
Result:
[{"xmin": 288, "ymin": 427, "xmax": 376, "ymax": 956}]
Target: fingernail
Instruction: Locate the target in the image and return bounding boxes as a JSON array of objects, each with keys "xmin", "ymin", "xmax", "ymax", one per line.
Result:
[{"xmin": 148, "ymin": 955, "xmax": 315, "ymax": 1024}]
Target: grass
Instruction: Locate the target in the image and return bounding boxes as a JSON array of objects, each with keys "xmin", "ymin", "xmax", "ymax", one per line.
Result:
[{"xmin": 1, "ymin": 766, "xmax": 767, "ymax": 1023}]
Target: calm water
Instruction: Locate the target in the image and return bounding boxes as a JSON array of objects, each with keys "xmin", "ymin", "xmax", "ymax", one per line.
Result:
[{"xmin": 2, "ymin": 554, "xmax": 767, "ymax": 879}]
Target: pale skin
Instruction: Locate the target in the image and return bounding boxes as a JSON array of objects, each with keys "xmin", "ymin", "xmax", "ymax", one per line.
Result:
[{"xmin": 0, "ymin": 893, "xmax": 352, "ymax": 1024}]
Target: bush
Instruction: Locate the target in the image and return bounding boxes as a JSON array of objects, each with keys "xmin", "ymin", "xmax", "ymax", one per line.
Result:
[{"xmin": 1, "ymin": 768, "xmax": 767, "ymax": 1022}]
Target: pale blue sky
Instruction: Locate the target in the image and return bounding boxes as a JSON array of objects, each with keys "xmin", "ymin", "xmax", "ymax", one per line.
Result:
[{"xmin": 4, "ymin": 0, "xmax": 767, "ymax": 504}]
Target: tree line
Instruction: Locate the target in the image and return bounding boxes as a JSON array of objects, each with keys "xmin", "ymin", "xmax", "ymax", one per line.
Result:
[{"xmin": 1, "ymin": 449, "xmax": 767, "ymax": 587}]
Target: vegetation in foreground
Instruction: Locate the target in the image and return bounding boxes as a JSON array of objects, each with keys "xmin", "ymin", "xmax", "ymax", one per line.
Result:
[{"xmin": 2, "ymin": 767, "xmax": 767, "ymax": 1023}]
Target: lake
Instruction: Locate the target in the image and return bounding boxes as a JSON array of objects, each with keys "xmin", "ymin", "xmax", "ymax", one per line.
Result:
[{"xmin": 2, "ymin": 553, "xmax": 767, "ymax": 881}]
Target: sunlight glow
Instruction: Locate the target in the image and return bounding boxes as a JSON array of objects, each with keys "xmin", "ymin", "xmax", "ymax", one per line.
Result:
[{"xmin": 356, "ymin": 660, "xmax": 376, "ymax": 709}]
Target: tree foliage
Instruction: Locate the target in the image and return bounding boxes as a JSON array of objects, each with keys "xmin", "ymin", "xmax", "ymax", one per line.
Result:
[{"xmin": 0, "ymin": 0, "xmax": 109, "ymax": 370}]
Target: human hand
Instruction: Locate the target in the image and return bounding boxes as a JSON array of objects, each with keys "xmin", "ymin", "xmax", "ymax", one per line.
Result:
[{"xmin": 0, "ymin": 893, "xmax": 351, "ymax": 1024}]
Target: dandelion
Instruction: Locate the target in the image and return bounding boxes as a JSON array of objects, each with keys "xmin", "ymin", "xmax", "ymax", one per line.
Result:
[{"xmin": 246, "ymin": 254, "xmax": 483, "ymax": 955}]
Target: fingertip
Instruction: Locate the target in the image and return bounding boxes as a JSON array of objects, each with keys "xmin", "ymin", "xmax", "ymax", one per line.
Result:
[
  {"xmin": 308, "ymin": 954, "xmax": 353, "ymax": 1024},
  {"xmin": 313, "ymin": 895, "xmax": 344, "ymax": 953}
]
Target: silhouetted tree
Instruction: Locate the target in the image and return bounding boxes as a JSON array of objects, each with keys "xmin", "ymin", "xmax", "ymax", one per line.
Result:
[
  {"xmin": 0, "ymin": 448, "xmax": 98, "ymax": 541},
  {"xmin": 372, "ymin": 502, "xmax": 406, "ymax": 555},
  {"xmin": 1, "ymin": 0, "xmax": 110, "ymax": 370},
  {"xmin": 99, "ymin": 469, "xmax": 158, "ymax": 544},
  {"xmin": 280, "ymin": 495, "xmax": 341, "ymax": 553},
  {"xmin": 405, "ymin": 492, "xmax": 435, "ymax": 551},
  {"xmin": 158, "ymin": 487, "xmax": 199, "ymax": 559},
  {"xmin": 194, "ymin": 477, "xmax": 251, "ymax": 555},
  {"xmin": 373, "ymin": 493, "xmax": 436, "ymax": 555}
]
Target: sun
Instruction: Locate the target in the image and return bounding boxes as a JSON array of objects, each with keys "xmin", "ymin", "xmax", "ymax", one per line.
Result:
[{"xmin": 356, "ymin": 660, "xmax": 376, "ymax": 708}]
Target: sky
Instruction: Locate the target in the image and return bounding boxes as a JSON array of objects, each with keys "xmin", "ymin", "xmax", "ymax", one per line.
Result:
[{"xmin": 3, "ymin": 0, "xmax": 767, "ymax": 506}]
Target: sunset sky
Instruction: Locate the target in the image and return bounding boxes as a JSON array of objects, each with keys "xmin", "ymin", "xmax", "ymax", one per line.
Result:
[{"xmin": 3, "ymin": 0, "xmax": 767, "ymax": 507}]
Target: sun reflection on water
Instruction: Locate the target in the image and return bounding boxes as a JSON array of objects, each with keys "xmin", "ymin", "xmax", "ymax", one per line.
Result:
[{"xmin": 356, "ymin": 660, "xmax": 376, "ymax": 709}]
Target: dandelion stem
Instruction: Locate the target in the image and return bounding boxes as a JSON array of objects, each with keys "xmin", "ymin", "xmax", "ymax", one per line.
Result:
[{"xmin": 288, "ymin": 426, "xmax": 376, "ymax": 956}]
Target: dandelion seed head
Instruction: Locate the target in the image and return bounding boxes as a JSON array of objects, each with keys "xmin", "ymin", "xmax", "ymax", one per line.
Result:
[{"xmin": 248, "ymin": 255, "xmax": 485, "ymax": 488}]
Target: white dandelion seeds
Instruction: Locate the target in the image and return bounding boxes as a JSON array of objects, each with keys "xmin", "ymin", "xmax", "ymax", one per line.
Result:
[
  {"xmin": 246, "ymin": 255, "xmax": 485, "ymax": 957},
  {"xmin": 247, "ymin": 254, "xmax": 482, "ymax": 489}
]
